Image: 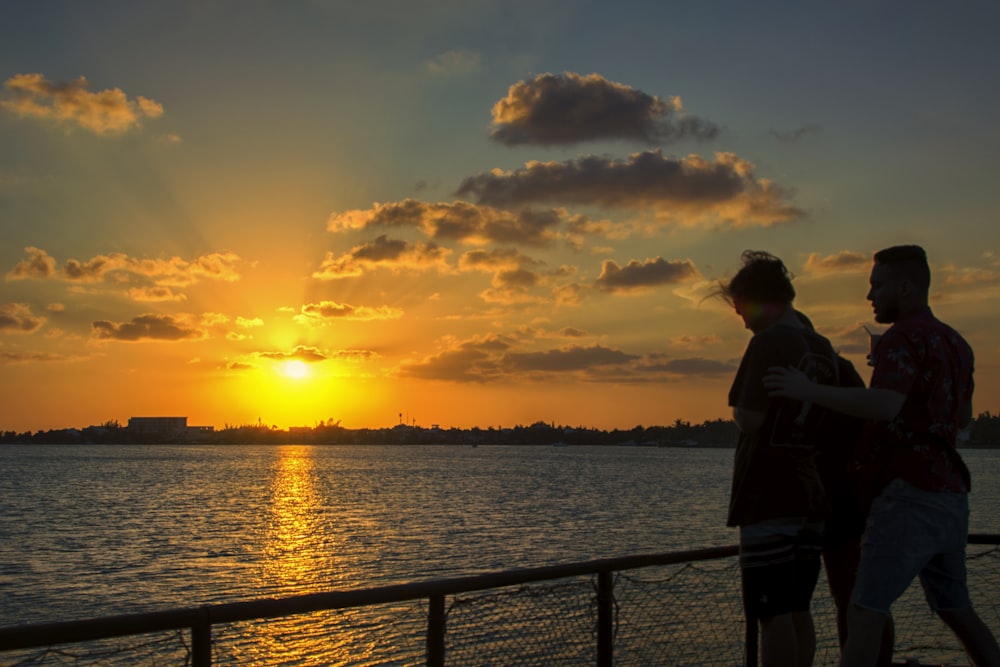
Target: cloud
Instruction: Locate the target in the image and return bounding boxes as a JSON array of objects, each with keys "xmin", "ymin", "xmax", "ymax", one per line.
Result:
[
  {"xmin": 294, "ymin": 300, "xmax": 404, "ymax": 324},
  {"xmin": 0, "ymin": 73, "xmax": 164, "ymax": 135},
  {"xmin": 0, "ymin": 350, "xmax": 68, "ymax": 364},
  {"xmin": 456, "ymin": 248, "xmax": 579, "ymax": 305},
  {"xmin": 770, "ymin": 124, "xmax": 822, "ymax": 143},
  {"xmin": 504, "ymin": 344, "xmax": 638, "ymax": 372},
  {"xmin": 458, "ymin": 247, "xmax": 542, "ymax": 272},
  {"xmin": 426, "ymin": 49, "xmax": 481, "ymax": 75},
  {"xmin": 595, "ymin": 257, "xmax": 700, "ymax": 293},
  {"xmin": 669, "ymin": 333, "xmax": 723, "ymax": 349},
  {"xmin": 5, "ymin": 247, "xmax": 57, "ymax": 279},
  {"xmin": 328, "ymin": 200, "xmax": 591, "ymax": 247},
  {"xmin": 398, "ymin": 334, "xmax": 513, "ymax": 382},
  {"xmin": 455, "ymin": 150, "xmax": 804, "ymax": 227},
  {"xmin": 0, "ymin": 303, "xmax": 46, "ymax": 334},
  {"xmin": 6, "ymin": 248, "xmax": 242, "ymax": 299},
  {"xmin": 128, "ymin": 286, "xmax": 187, "ymax": 302},
  {"xmin": 490, "ymin": 72, "xmax": 720, "ymax": 146},
  {"xmin": 312, "ymin": 235, "xmax": 451, "ymax": 279},
  {"xmin": 398, "ymin": 331, "xmax": 641, "ymax": 382},
  {"xmin": 259, "ymin": 345, "xmax": 328, "ymax": 362},
  {"xmin": 941, "ymin": 256, "xmax": 1000, "ymax": 286},
  {"xmin": 802, "ymin": 250, "xmax": 870, "ymax": 276},
  {"xmin": 641, "ymin": 356, "xmax": 739, "ymax": 376},
  {"xmin": 91, "ymin": 314, "xmax": 206, "ymax": 342},
  {"xmin": 332, "ymin": 349, "xmax": 380, "ymax": 362}
]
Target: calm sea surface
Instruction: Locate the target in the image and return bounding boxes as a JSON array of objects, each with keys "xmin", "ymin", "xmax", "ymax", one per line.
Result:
[{"xmin": 2, "ymin": 444, "xmax": 999, "ymax": 664}]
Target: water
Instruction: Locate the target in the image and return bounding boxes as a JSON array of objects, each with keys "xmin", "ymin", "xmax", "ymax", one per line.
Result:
[{"xmin": 1, "ymin": 444, "xmax": 999, "ymax": 664}]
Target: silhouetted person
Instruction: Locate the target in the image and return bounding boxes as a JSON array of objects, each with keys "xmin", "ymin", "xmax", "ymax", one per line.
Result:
[
  {"xmin": 764, "ymin": 245, "xmax": 1000, "ymax": 667},
  {"xmin": 793, "ymin": 311, "xmax": 873, "ymax": 652},
  {"xmin": 721, "ymin": 251, "xmax": 840, "ymax": 667}
]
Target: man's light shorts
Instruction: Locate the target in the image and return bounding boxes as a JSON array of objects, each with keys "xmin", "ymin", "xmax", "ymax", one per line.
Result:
[{"xmin": 852, "ymin": 478, "xmax": 972, "ymax": 615}]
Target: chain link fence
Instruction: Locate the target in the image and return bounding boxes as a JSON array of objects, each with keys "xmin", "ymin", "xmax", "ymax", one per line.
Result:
[{"xmin": 4, "ymin": 544, "xmax": 1000, "ymax": 666}]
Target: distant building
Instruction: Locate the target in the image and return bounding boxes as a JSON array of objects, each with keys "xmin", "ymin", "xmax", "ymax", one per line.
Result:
[
  {"xmin": 127, "ymin": 417, "xmax": 214, "ymax": 436},
  {"xmin": 128, "ymin": 417, "xmax": 188, "ymax": 434}
]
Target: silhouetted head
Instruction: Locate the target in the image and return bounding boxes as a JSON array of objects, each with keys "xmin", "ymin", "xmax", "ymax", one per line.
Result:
[
  {"xmin": 867, "ymin": 244, "xmax": 930, "ymax": 323},
  {"xmin": 719, "ymin": 250, "xmax": 795, "ymax": 332}
]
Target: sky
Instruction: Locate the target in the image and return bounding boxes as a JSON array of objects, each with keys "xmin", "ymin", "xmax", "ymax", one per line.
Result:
[{"xmin": 2, "ymin": 0, "xmax": 999, "ymax": 433}]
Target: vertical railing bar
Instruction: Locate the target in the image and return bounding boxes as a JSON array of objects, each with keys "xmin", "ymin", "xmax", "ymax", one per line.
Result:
[
  {"xmin": 427, "ymin": 593, "xmax": 446, "ymax": 667},
  {"xmin": 191, "ymin": 609, "xmax": 212, "ymax": 667},
  {"xmin": 596, "ymin": 570, "xmax": 613, "ymax": 667}
]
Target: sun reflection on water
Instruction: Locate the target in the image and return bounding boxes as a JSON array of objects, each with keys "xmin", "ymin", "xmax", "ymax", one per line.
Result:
[
  {"xmin": 225, "ymin": 445, "xmax": 342, "ymax": 665},
  {"xmin": 262, "ymin": 445, "xmax": 322, "ymax": 589}
]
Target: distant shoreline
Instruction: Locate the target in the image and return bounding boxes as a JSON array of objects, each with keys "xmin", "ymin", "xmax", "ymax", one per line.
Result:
[{"xmin": 5, "ymin": 415, "xmax": 1000, "ymax": 448}]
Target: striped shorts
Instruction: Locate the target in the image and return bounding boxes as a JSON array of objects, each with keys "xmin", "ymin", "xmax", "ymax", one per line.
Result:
[{"xmin": 739, "ymin": 517, "xmax": 824, "ymax": 618}]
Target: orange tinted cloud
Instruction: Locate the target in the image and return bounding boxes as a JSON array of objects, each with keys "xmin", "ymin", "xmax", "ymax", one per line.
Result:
[
  {"xmin": 0, "ymin": 303, "xmax": 45, "ymax": 333},
  {"xmin": 594, "ymin": 257, "xmax": 700, "ymax": 293},
  {"xmin": 6, "ymin": 247, "xmax": 242, "ymax": 296},
  {"xmin": 295, "ymin": 300, "xmax": 404, "ymax": 324},
  {"xmin": 455, "ymin": 150, "xmax": 803, "ymax": 226},
  {"xmin": 803, "ymin": 250, "xmax": 870, "ymax": 275},
  {"xmin": 91, "ymin": 314, "xmax": 206, "ymax": 342},
  {"xmin": 328, "ymin": 201, "xmax": 583, "ymax": 246},
  {"xmin": 0, "ymin": 73, "xmax": 164, "ymax": 135},
  {"xmin": 490, "ymin": 72, "xmax": 719, "ymax": 146},
  {"xmin": 259, "ymin": 345, "xmax": 328, "ymax": 362},
  {"xmin": 312, "ymin": 235, "xmax": 451, "ymax": 279}
]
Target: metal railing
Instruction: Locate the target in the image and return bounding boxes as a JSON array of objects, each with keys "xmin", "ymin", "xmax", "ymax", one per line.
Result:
[
  {"xmin": 1, "ymin": 535, "xmax": 998, "ymax": 666},
  {"xmin": 0, "ymin": 545, "xmax": 737, "ymax": 666}
]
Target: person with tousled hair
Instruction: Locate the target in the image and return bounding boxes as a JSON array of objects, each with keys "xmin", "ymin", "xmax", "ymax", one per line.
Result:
[
  {"xmin": 720, "ymin": 250, "xmax": 841, "ymax": 667},
  {"xmin": 764, "ymin": 245, "xmax": 1000, "ymax": 667}
]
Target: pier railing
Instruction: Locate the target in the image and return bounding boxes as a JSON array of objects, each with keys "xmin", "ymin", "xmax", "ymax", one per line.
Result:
[{"xmin": 2, "ymin": 536, "xmax": 999, "ymax": 666}]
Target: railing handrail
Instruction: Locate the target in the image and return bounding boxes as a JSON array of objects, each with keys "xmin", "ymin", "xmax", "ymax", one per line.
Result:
[
  {"xmin": 0, "ymin": 544, "xmax": 738, "ymax": 652},
  {"xmin": 2, "ymin": 534, "xmax": 997, "ymax": 663}
]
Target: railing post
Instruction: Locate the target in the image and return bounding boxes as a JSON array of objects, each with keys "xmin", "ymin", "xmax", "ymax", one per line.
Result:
[
  {"xmin": 191, "ymin": 611, "xmax": 212, "ymax": 667},
  {"xmin": 427, "ymin": 593, "xmax": 445, "ymax": 667},
  {"xmin": 597, "ymin": 570, "xmax": 613, "ymax": 667}
]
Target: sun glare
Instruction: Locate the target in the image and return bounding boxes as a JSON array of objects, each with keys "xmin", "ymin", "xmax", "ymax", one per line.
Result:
[{"xmin": 278, "ymin": 360, "xmax": 310, "ymax": 380}]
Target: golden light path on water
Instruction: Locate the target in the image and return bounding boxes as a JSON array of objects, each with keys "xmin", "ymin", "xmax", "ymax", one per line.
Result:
[{"xmin": 222, "ymin": 446, "xmax": 425, "ymax": 665}]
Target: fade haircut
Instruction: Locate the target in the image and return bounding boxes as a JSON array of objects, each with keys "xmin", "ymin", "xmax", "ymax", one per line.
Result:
[
  {"xmin": 720, "ymin": 250, "xmax": 795, "ymax": 305},
  {"xmin": 873, "ymin": 244, "xmax": 931, "ymax": 292}
]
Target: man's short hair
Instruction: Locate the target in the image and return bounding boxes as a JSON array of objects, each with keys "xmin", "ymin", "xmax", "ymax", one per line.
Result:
[
  {"xmin": 873, "ymin": 245, "xmax": 931, "ymax": 291},
  {"xmin": 722, "ymin": 250, "xmax": 795, "ymax": 304}
]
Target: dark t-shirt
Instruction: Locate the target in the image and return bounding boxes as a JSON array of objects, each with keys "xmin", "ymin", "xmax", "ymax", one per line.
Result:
[{"xmin": 726, "ymin": 323, "xmax": 839, "ymax": 527}]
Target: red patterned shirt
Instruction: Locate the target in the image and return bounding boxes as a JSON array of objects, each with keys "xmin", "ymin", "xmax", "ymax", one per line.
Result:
[{"xmin": 865, "ymin": 306, "xmax": 973, "ymax": 493}]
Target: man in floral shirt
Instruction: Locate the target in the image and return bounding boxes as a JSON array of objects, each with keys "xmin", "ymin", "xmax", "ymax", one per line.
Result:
[{"xmin": 763, "ymin": 245, "xmax": 1000, "ymax": 667}]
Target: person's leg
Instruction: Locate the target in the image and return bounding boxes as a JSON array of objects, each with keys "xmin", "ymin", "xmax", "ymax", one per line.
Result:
[
  {"xmin": 916, "ymin": 489, "xmax": 999, "ymax": 665},
  {"xmin": 848, "ymin": 480, "xmax": 933, "ymax": 666},
  {"xmin": 822, "ymin": 538, "xmax": 860, "ymax": 646},
  {"xmin": 877, "ymin": 614, "xmax": 895, "ymax": 667},
  {"xmin": 760, "ymin": 613, "xmax": 798, "ymax": 667},
  {"xmin": 839, "ymin": 604, "xmax": 890, "ymax": 667},
  {"xmin": 936, "ymin": 607, "xmax": 1000, "ymax": 667},
  {"xmin": 792, "ymin": 610, "xmax": 817, "ymax": 667},
  {"xmin": 760, "ymin": 611, "xmax": 815, "ymax": 667}
]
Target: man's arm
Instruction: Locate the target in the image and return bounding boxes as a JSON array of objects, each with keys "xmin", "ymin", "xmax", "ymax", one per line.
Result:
[{"xmin": 763, "ymin": 366, "xmax": 906, "ymax": 421}]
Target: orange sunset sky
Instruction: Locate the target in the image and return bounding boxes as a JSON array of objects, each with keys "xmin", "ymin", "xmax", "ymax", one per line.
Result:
[{"xmin": 2, "ymin": 1, "xmax": 1000, "ymax": 433}]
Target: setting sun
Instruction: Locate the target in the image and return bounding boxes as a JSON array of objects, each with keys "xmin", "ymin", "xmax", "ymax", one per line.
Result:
[{"xmin": 278, "ymin": 360, "xmax": 310, "ymax": 380}]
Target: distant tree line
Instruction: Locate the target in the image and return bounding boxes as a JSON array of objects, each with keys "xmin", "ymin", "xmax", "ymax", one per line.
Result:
[
  {"xmin": 3, "ymin": 413, "xmax": 1000, "ymax": 447},
  {"xmin": 0, "ymin": 418, "xmax": 740, "ymax": 446}
]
